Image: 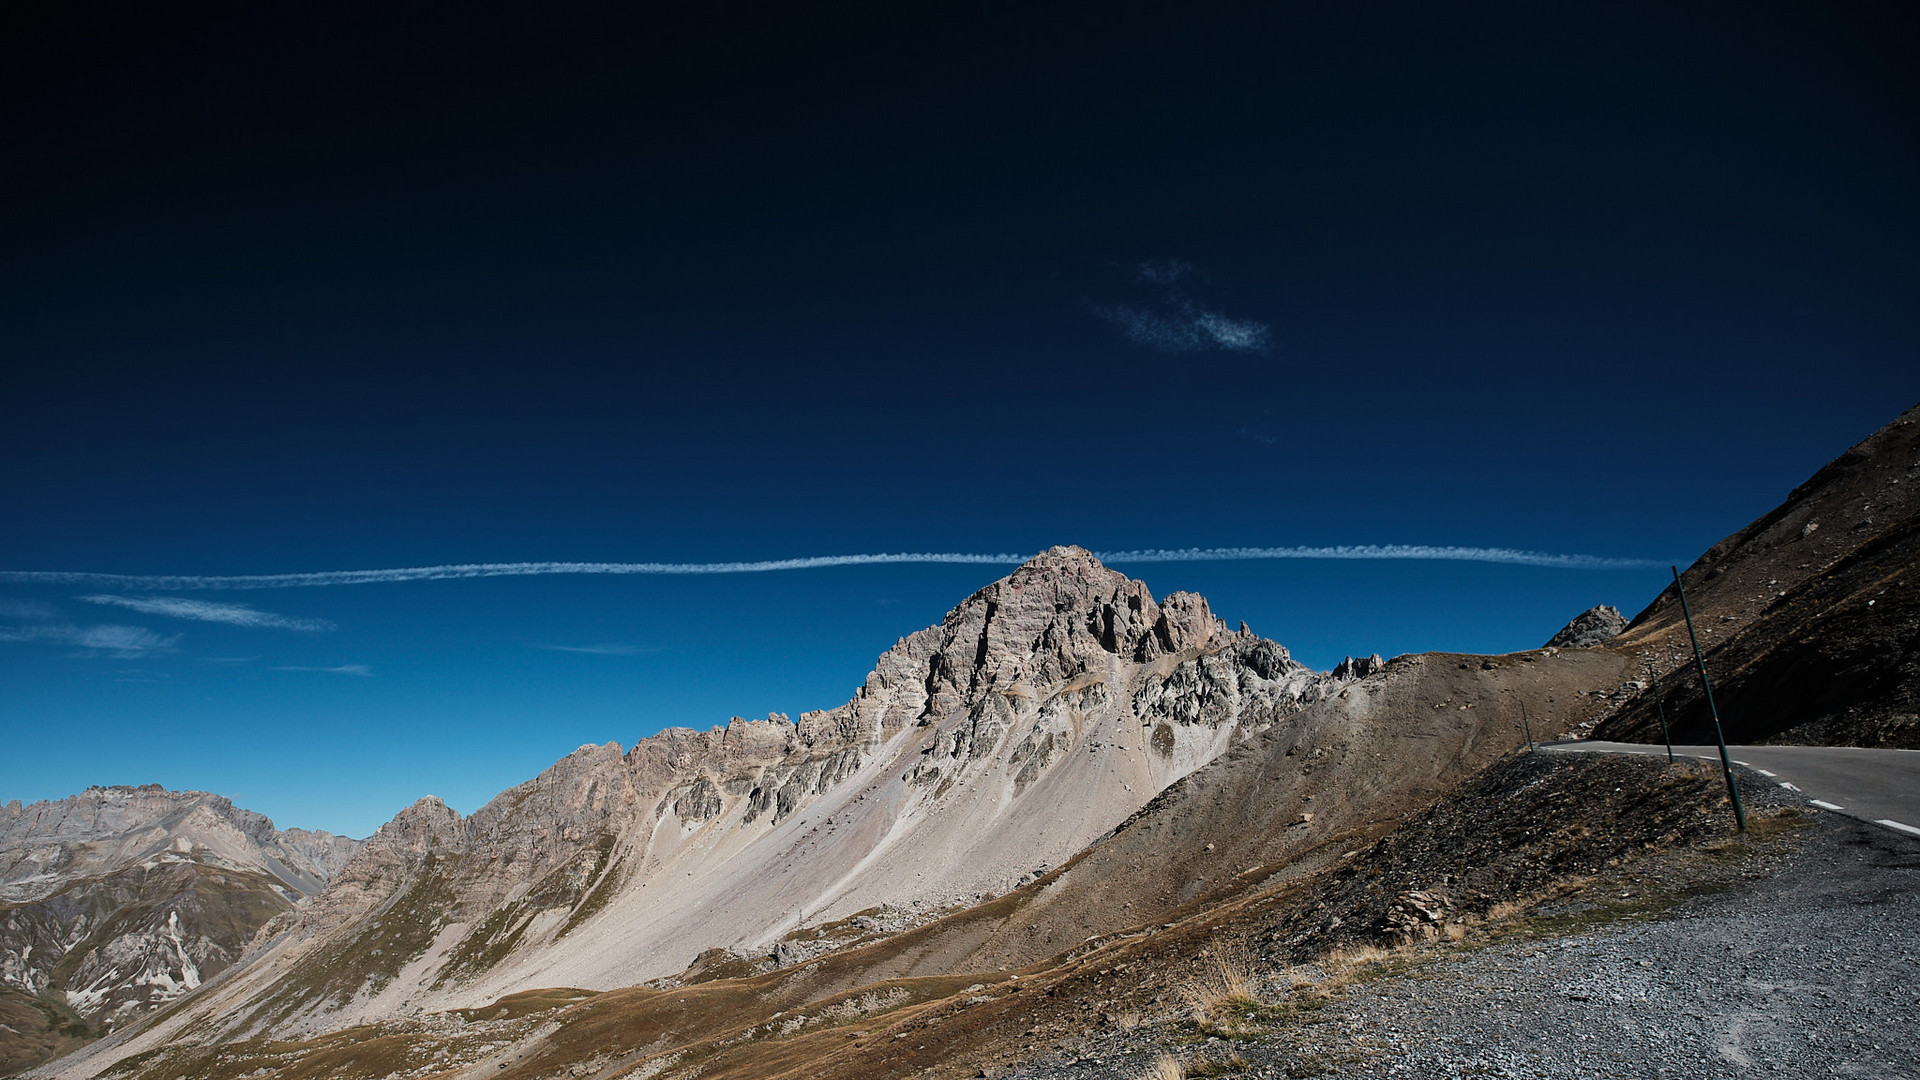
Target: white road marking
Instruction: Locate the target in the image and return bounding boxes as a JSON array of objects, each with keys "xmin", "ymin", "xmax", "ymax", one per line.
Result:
[
  {"xmin": 1875, "ymin": 819, "xmax": 1920, "ymax": 838},
  {"xmin": 1778, "ymin": 783, "xmax": 1800, "ymax": 792},
  {"xmin": 1811, "ymin": 800, "xmax": 1844, "ymax": 811},
  {"xmin": 1756, "ymin": 769, "xmax": 1776, "ymax": 777}
]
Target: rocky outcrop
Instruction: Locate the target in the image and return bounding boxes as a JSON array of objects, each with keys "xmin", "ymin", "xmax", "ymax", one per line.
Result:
[
  {"xmin": 1544, "ymin": 606, "xmax": 1627, "ymax": 649},
  {"xmin": 1331, "ymin": 654, "xmax": 1387, "ymax": 679}
]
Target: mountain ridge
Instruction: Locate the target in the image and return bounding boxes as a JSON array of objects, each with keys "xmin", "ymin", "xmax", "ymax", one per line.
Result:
[
  {"xmin": 43, "ymin": 546, "xmax": 1366, "ymax": 1065},
  {"xmin": 1, "ymin": 785, "xmax": 358, "ymax": 905},
  {"xmin": 0, "ymin": 786, "xmax": 360, "ymax": 1074}
]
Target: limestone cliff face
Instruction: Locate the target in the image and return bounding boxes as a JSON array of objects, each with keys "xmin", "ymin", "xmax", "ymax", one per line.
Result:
[{"xmin": 74, "ymin": 547, "xmax": 1356, "ymax": 1052}]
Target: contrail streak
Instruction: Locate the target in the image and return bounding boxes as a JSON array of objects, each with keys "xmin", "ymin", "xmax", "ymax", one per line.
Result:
[
  {"xmin": 0, "ymin": 554, "xmax": 1030, "ymax": 590},
  {"xmin": 0, "ymin": 545, "xmax": 1664, "ymax": 591},
  {"xmin": 1094, "ymin": 545, "xmax": 1664, "ymax": 570}
]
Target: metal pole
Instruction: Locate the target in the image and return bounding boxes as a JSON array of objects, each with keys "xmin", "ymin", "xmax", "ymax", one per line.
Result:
[
  {"xmin": 1519, "ymin": 700, "xmax": 1535, "ymax": 752},
  {"xmin": 1671, "ymin": 566, "xmax": 1746, "ymax": 831},
  {"xmin": 1648, "ymin": 659, "xmax": 1674, "ymax": 764}
]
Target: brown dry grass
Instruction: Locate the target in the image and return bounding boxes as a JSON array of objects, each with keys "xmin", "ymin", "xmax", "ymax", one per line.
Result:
[
  {"xmin": 1181, "ymin": 952, "xmax": 1260, "ymax": 1014},
  {"xmin": 1179, "ymin": 950, "xmax": 1296, "ymax": 1040},
  {"xmin": 1139, "ymin": 1051, "xmax": 1185, "ymax": 1080}
]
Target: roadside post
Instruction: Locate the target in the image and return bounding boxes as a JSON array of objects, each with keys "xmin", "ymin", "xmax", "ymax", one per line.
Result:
[
  {"xmin": 1670, "ymin": 566, "xmax": 1747, "ymax": 832},
  {"xmin": 1647, "ymin": 660, "xmax": 1675, "ymax": 764},
  {"xmin": 1519, "ymin": 700, "xmax": 1535, "ymax": 752}
]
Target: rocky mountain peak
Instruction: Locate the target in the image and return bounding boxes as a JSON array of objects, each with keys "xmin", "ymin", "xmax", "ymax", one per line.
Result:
[
  {"xmin": 977, "ymin": 547, "xmax": 1227, "ymax": 660},
  {"xmin": 42, "ymin": 547, "xmax": 1367, "ymax": 1059},
  {"xmin": 792, "ymin": 546, "xmax": 1235, "ymax": 746},
  {"xmin": 1545, "ymin": 605, "xmax": 1628, "ymax": 649},
  {"xmin": 1001, "ymin": 543, "xmax": 1117, "ymax": 587},
  {"xmin": 373, "ymin": 795, "xmax": 464, "ymax": 846},
  {"xmin": 322, "ymin": 795, "xmax": 466, "ymax": 885}
]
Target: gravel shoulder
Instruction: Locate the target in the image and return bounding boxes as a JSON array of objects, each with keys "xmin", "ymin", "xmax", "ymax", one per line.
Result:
[{"xmin": 1007, "ymin": 783, "xmax": 1920, "ymax": 1080}]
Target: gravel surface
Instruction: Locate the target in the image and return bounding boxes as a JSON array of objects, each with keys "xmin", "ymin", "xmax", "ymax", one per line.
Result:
[{"xmin": 1005, "ymin": 811, "xmax": 1920, "ymax": 1080}]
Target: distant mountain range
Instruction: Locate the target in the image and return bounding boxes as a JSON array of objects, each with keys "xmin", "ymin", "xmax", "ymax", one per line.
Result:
[{"xmin": 0, "ymin": 787, "xmax": 356, "ymax": 1074}]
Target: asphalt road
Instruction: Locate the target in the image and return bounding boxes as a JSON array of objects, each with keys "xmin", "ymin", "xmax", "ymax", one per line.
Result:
[{"xmin": 1544, "ymin": 740, "xmax": 1920, "ymax": 838}]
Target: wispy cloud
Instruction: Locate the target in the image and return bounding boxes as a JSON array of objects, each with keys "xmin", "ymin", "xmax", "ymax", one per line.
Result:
[
  {"xmin": 0, "ymin": 623, "xmax": 181, "ymax": 658},
  {"xmin": 273, "ymin": 664, "xmax": 373, "ymax": 676},
  {"xmin": 535, "ymin": 643, "xmax": 662, "ymax": 656},
  {"xmin": 1102, "ymin": 304, "xmax": 1271, "ymax": 353},
  {"xmin": 0, "ymin": 598, "xmax": 58, "ymax": 620},
  {"xmin": 1097, "ymin": 260, "xmax": 1271, "ymax": 354},
  {"xmin": 1, "ymin": 553, "xmax": 1030, "ymax": 590},
  {"xmin": 0, "ymin": 544, "xmax": 1665, "ymax": 593},
  {"xmin": 1136, "ymin": 259, "xmax": 1193, "ymax": 286},
  {"xmin": 78, "ymin": 595, "xmax": 334, "ymax": 631}
]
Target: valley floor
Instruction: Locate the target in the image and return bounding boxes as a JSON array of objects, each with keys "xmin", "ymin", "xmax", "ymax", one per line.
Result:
[{"xmin": 1007, "ymin": 806, "xmax": 1920, "ymax": 1080}]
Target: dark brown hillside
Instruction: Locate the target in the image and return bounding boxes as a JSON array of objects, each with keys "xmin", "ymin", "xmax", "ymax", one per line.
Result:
[
  {"xmin": 1596, "ymin": 402, "xmax": 1920, "ymax": 747},
  {"xmin": 0, "ymin": 989, "xmax": 90, "ymax": 1078}
]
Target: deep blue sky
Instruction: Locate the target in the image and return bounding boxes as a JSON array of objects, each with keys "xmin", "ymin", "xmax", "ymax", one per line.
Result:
[{"xmin": 3, "ymin": 2, "xmax": 1915, "ymax": 838}]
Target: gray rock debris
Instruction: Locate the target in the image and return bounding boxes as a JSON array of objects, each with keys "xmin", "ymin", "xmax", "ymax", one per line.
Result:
[{"xmin": 1544, "ymin": 605, "xmax": 1627, "ymax": 649}]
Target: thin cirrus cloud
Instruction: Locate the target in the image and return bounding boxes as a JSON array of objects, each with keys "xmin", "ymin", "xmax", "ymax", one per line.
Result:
[
  {"xmin": 272, "ymin": 664, "xmax": 374, "ymax": 676},
  {"xmin": 0, "ymin": 622, "xmax": 181, "ymax": 658},
  {"xmin": 0, "ymin": 544, "xmax": 1666, "ymax": 594},
  {"xmin": 536, "ymin": 643, "xmax": 663, "ymax": 656},
  {"xmin": 0, "ymin": 598, "xmax": 58, "ymax": 620},
  {"xmin": 77, "ymin": 595, "xmax": 334, "ymax": 631},
  {"xmin": 1101, "ymin": 303, "xmax": 1271, "ymax": 353},
  {"xmin": 1097, "ymin": 260, "xmax": 1271, "ymax": 354}
]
